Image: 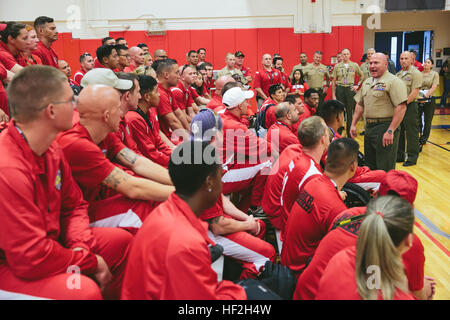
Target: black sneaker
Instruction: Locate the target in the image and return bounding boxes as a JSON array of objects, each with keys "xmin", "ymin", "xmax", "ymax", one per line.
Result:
[
  {"xmin": 248, "ymin": 206, "xmax": 268, "ymax": 220},
  {"xmin": 209, "ymin": 244, "xmax": 224, "ymax": 263},
  {"xmin": 360, "ymin": 130, "xmax": 365, "ymax": 136},
  {"xmin": 403, "ymin": 161, "xmax": 416, "ymax": 167}
]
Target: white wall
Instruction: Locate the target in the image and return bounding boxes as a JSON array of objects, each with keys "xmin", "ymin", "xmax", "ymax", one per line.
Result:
[{"xmin": 0, "ymin": 0, "xmax": 366, "ymax": 38}]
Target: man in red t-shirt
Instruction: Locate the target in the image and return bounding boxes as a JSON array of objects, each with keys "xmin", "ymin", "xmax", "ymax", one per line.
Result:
[
  {"xmin": 0, "ymin": 22, "xmax": 29, "ymax": 73},
  {"xmin": 33, "ymin": 16, "xmax": 58, "ymax": 68},
  {"xmin": 57, "ymin": 85, "xmax": 174, "ymax": 233},
  {"xmin": 115, "ymin": 45, "xmax": 131, "ymax": 72},
  {"xmin": 273, "ymin": 56, "xmax": 292, "ymax": 93},
  {"xmin": 281, "ymin": 138, "xmax": 359, "ymax": 277},
  {"xmin": 155, "ymin": 59, "xmax": 190, "ymax": 142},
  {"xmin": 254, "ymin": 54, "xmax": 282, "ymax": 108},
  {"xmin": 203, "ymin": 62, "xmax": 216, "ymax": 95},
  {"xmin": 266, "ymin": 102, "xmax": 300, "ymax": 154},
  {"xmin": 206, "ymin": 75, "xmax": 235, "ymax": 110},
  {"xmin": 259, "ymin": 83, "xmax": 287, "ymax": 130},
  {"xmin": 295, "ymin": 170, "xmax": 434, "ymax": 300},
  {"xmin": 171, "ymin": 65, "xmax": 197, "ymax": 120},
  {"xmin": 126, "ymin": 75, "xmax": 173, "ymax": 168},
  {"xmin": 73, "ymin": 53, "xmax": 95, "ymax": 86},
  {"xmin": 95, "ymin": 45, "xmax": 120, "ymax": 71},
  {"xmin": 0, "ymin": 65, "xmax": 133, "ymax": 300},
  {"xmin": 410, "ymin": 50, "xmax": 424, "ymax": 72},
  {"xmin": 128, "ymin": 46, "xmax": 145, "ymax": 72},
  {"xmin": 303, "ymin": 88, "xmax": 320, "ymax": 117},
  {"xmin": 284, "ymin": 94, "xmax": 306, "ymax": 132}
]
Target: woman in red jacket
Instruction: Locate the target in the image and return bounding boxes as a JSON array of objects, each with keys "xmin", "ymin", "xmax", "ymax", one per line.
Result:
[
  {"xmin": 316, "ymin": 195, "xmax": 417, "ymax": 300},
  {"xmin": 291, "ymin": 69, "xmax": 309, "ymax": 101}
]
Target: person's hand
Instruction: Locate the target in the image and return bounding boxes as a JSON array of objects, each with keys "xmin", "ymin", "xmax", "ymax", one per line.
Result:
[
  {"xmin": 94, "ymin": 255, "xmax": 112, "ymax": 293},
  {"xmin": 425, "ymin": 90, "xmax": 431, "ymax": 98},
  {"xmin": 351, "ymin": 85, "xmax": 359, "ymax": 92},
  {"xmin": 424, "ymin": 276, "xmax": 437, "ymax": 300},
  {"xmin": 0, "ymin": 109, "xmax": 9, "ymax": 123},
  {"xmin": 350, "ymin": 125, "xmax": 357, "ymax": 139},
  {"xmin": 382, "ymin": 130, "xmax": 394, "ymax": 147},
  {"xmin": 332, "ymin": 94, "xmax": 337, "ymax": 100},
  {"xmin": 246, "ymin": 215, "xmax": 260, "ymax": 236},
  {"xmin": 339, "ymin": 191, "xmax": 347, "ymax": 201}
]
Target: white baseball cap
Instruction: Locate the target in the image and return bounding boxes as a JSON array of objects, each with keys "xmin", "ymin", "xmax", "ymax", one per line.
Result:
[
  {"xmin": 81, "ymin": 68, "xmax": 133, "ymax": 90},
  {"xmin": 222, "ymin": 87, "xmax": 254, "ymax": 109}
]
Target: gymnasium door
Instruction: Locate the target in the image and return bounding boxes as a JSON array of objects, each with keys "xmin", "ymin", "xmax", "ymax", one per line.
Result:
[{"xmin": 375, "ymin": 32, "xmax": 403, "ymax": 72}]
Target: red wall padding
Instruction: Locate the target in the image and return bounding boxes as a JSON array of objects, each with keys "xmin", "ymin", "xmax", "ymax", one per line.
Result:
[{"xmin": 54, "ymin": 26, "xmax": 364, "ymax": 77}]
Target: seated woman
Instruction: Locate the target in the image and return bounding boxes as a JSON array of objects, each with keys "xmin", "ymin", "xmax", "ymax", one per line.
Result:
[
  {"xmin": 315, "ymin": 195, "xmax": 417, "ymax": 300},
  {"xmin": 121, "ymin": 140, "xmax": 247, "ymax": 300}
]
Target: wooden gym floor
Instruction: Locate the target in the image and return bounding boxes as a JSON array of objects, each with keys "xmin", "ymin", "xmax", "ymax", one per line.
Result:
[{"xmin": 353, "ymin": 111, "xmax": 450, "ymax": 300}]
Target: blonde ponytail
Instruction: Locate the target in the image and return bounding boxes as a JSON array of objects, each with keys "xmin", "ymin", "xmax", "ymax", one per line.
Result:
[{"xmin": 355, "ymin": 196, "xmax": 414, "ymax": 300}]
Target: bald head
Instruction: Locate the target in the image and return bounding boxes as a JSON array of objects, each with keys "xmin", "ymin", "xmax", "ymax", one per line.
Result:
[
  {"xmin": 58, "ymin": 60, "xmax": 72, "ymax": 78},
  {"xmin": 129, "ymin": 46, "xmax": 145, "ymax": 66},
  {"xmin": 369, "ymin": 53, "xmax": 388, "ymax": 78},
  {"xmin": 78, "ymin": 85, "xmax": 121, "ymax": 119},
  {"xmin": 154, "ymin": 49, "xmax": 168, "ymax": 60},
  {"xmin": 215, "ymin": 76, "xmax": 235, "ymax": 96},
  {"xmin": 400, "ymin": 51, "xmax": 412, "ymax": 70},
  {"xmin": 262, "ymin": 54, "xmax": 272, "ymax": 68}
]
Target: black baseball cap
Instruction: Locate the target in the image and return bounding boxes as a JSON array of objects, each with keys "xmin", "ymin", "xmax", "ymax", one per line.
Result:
[{"xmin": 235, "ymin": 51, "xmax": 245, "ymax": 58}]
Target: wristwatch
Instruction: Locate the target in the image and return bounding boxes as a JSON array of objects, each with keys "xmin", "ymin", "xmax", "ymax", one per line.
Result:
[{"xmin": 387, "ymin": 129, "xmax": 393, "ymax": 135}]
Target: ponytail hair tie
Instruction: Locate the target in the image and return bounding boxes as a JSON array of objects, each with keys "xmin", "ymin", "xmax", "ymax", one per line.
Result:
[{"xmin": 376, "ymin": 211, "xmax": 385, "ymax": 219}]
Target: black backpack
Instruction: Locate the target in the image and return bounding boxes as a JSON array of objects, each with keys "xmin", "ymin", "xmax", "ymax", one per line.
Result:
[
  {"xmin": 257, "ymin": 261, "xmax": 297, "ymax": 300},
  {"xmin": 255, "ymin": 103, "xmax": 275, "ymax": 136},
  {"xmin": 342, "ymin": 183, "xmax": 371, "ymax": 208}
]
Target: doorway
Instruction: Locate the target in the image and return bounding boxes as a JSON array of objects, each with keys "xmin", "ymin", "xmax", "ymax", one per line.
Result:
[{"xmin": 374, "ymin": 30, "xmax": 434, "ymax": 72}]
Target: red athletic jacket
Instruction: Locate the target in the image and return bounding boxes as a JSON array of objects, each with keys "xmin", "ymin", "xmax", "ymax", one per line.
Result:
[
  {"xmin": 281, "ymin": 174, "xmax": 347, "ymax": 276},
  {"xmin": 295, "ymin": 207, "xmax": 425, "ymax": 300},
  {"xmin": 315, "ymin": 246, "xmax": 416, "ymax": 300},
  {"xmin": 0, "ymin": 121, "xmax": 98, "ymax": 280},
  {"xmin": 33, "ymin": 42, "xmax": 58, "ymax": 68},
  {"xmin": 125, "ymin": 108, "xmax": 172, "ymax": 168},
  {"xmin": 266, "ymin": 121, "xmax": 299, "ymax": 154},
  {"xmin": 121, "ymin": 193, "xmax": 247, "ymax": 300},
  {"xmin": 206, "ymin": 95, "xmax": 223, "ymax": 110},
  {"xmin": 262, "ymin": 144, "xmax": 303, "ymax": 229},
  {"xmin": 171, "ymin": 81, "xmax": 195, "ymax": 110}
]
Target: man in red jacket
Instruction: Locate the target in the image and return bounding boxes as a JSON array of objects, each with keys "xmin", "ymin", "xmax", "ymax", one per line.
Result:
[
  {"xmin": 33, "ymin": 16, "xmax": 58, "ymax": 68},
  {"xmin": 121, "ymin": 141, "xmax": 247, "ymax": 300},
  {"xmin": 0, "ymin": 65, "xmax": 132, "ymax": 300},
  {"xmin": 57, "ymin": 85, "xmax": 174, "ymax": 233},
  {"xmin": 126, "ymin": 75, "xmax": 173, "ymax": 168},
  {"xmin": 254, "ymin": 54, "xmax": 282, "ymax": 108},
  {"xmin": 220, "ymin": 86, "xmax": 277, "ymax": 214},
  {"xmin": 266, "ymin": 102, "xmax": 300, "ymax": 154},
  {"xmin": 281, "ymin": 138, "xmax": 359, "ymax": 277}
]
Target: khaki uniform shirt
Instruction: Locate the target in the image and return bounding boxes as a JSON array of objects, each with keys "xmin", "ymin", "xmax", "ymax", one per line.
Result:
[
  {"xmin": 396, "ymin": 66, "xmax": 423, "ymax": 100},
  {"xmin": 360, "ymin": 62, "xmax": 370, "ymax": 82},
  {"xmin": 302, "ymin": 63, "xmax": 330, "ymax": 89},
  {"xmin": 355, "ymin": 71, "xmax": 408, "ymax": 120},
  {"xmin": 290, "ymin": 63, "xmax": 309, "ymax": 79},
  {"xmin": 217, "ymin": 67, "xmax": 248, "ymax": 84},
  {"xmin": 420, "ymin": 70, "xmax": 439, "ymax": 90},
  {"xmin": 332, "ymin": 61, "xmax": 363, "ymax": 86}
]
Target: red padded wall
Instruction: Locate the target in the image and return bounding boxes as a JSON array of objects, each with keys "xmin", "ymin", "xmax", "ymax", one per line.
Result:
[{"xmin": 54, "ymin": 26, "xmax": 364, "ymax": 77}]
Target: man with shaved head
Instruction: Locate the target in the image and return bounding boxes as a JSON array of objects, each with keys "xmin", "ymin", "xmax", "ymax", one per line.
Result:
[
  {"xmin": 394, "ymin": 51, "xmax": 423, "ymax": 166},
  {"xmin": 154, "ymin": 49, "xmax": 168, "ymax": 61},
  {"xmin": 128, "ymin": 46, "xmax": 145, "ymax": 72},
  {"xmin": 360, "ymin": 48, "xmax": 376, "ymax": 82},
  {"xmin": 58, "ymin": 59, "xmax": 80, "ymax": 95},
  {"xmin": 351, "ymin": 52, "xmax": 408, "ymax": 171},
  {"xmin": 266, "ymin": 101, "xmax": 300, "ymax": 154},
  {"xmin": 331, "ymin": 48, "xmax": 364, "ymax": 137},
  {"xmin": 0, "ymin": 66, "xmax": 133, "ymax": 299},
  {"xmin": 57, "ymin": 78, "xmax": 174, "ymax": 234},
  {"xmin": 206, "ymin": 75, "xmax": 235, "ymax": 110},
  {"xmin": 254, "ymin": 54, "xmax": 282, "ymax": 108}
]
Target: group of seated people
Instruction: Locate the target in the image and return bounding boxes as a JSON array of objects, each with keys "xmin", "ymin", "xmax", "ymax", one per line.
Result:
[{"xmin": 0, "ymin": 16, "xmax": 437, "ymax": 300}]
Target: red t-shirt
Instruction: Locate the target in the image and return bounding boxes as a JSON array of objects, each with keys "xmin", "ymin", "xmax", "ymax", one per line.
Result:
[
  {"xmin": 73, "ymin": 69, "xmax": 86, "ymax": 87},
  {"xmin": 171, "ymin": 81, "xmax": 195, "ymax": 110},
  {"xmin": 291, "ymin": 83, "xmax": 309, "ymax": 101},
  {"xmin": 189, "ymin": 86, "xmax": 200, "ymax": 100},
  {"xmin": 0, "ymin": 41, "xmax": 27, "ymax": 70},
  {"xmin": 266, "ymin": 121, "xmax": 299, "ymax": 154},
  {"xmin": 205, "ymin": 78, "xmax": 215, "ymax": 95},
  {"xmin": 254, "ymin": 68, "xmax": 282, "ymax": 98},
  {"xmin": 33, "ymin": 42, "xmax": 58, "ymax": 68},
  {"xmin": 261, "ymin": 144, "xmax": 303, "ymax": 229},
  {"xmin": 295, "ymin": 207, "xmax": 425, "ymax": 300},
  {"xmin": 157, "ymin": 83, "xmax": 179, "ymax": 138},
  {"xmin": 281, "ymin": 174, "xmax": 347, "ymax": 276},
  {"xmin": 206, "ymin": 95, "xmax": 223, "ymax": 110},
  {"xmin": 116, "ymin": 117, "xmax": 143, "ymax": 156},
  {"xmin": 414, "ymin": 61, "xmax": 424, "ymax": 72},
  {"xmin": 315, "ymin": 246, "xmax": 416, "ymax": 300},
  {"xmin": 57, "ymin": 123, "xmax": 126, "ymax": 203}
]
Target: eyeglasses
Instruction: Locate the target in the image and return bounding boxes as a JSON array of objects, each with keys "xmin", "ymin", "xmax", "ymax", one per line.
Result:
[{"xmin": 39, "ymin": 95, "xmax": 78, "ymax": 111}]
